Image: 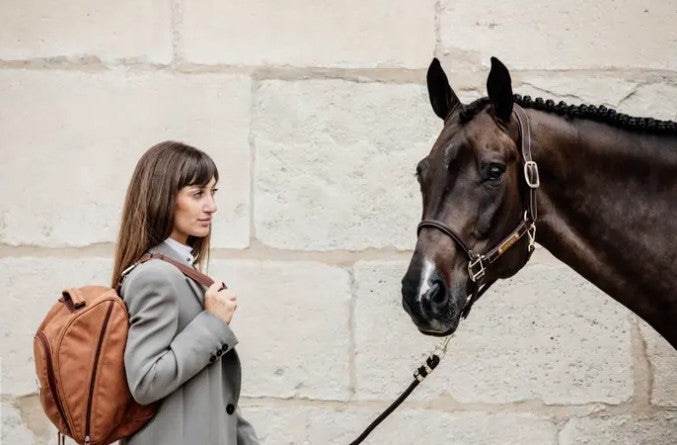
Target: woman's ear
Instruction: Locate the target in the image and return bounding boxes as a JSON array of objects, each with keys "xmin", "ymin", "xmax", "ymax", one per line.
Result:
[{"xmin": 486, "ymin": 57, "xmax": 513, "ymax": 123}]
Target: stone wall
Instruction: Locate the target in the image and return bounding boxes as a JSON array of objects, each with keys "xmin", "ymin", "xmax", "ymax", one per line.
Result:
[{"xmin": 1, "ymin": 1, "xmax": 675, "ymax": 444}]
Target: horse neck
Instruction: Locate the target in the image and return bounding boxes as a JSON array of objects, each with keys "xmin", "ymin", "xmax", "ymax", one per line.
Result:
[{"xmin": 528, "ymin": 109, "xmax": 677, "ymax": 344}]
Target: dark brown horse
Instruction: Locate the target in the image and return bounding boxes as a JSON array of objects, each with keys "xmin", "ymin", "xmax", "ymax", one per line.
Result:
[{"xmin": 401, "ymin": 57, "xmax": 677, "ymax": 348}]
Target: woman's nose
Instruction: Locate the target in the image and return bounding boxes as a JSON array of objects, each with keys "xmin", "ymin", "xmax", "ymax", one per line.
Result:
[{"xmin": 205, "ymin": 195, "xmax": 217, "ymax": 213}]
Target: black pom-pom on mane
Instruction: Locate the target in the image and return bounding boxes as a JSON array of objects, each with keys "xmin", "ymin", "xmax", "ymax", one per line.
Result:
[{"xmin": 456, "ymin": 94, "xmax": 677, "ymax": 135}]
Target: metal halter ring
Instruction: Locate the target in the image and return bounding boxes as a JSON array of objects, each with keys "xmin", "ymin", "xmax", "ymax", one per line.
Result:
[{"xmin": 527, "ymin": 223, "xmax": 537, "ymax": 252}]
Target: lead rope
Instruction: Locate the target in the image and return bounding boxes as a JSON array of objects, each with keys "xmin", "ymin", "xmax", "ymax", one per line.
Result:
[{"xmin": 348, "ymin": 335, "xmax": 453, "ymax": 445}]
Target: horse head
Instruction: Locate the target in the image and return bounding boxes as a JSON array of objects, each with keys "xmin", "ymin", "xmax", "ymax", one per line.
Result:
[{"xmin": 401, "ymin": 57, "xmax": 534, "ymax": 336}]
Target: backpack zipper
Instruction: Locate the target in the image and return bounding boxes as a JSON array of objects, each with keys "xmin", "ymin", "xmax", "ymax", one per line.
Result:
[
  {"xmin": 36, "ymin": 331, "xmax": 71, "ymax": 436},
  {"xmin": 85, "ymin": 301, "xmax": 114, "ymax": 445}
]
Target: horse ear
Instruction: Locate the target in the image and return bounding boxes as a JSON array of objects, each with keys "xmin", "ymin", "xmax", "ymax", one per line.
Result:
[
  {"xmin": 486, "ymin": 57, "xmax": 513, "ymax": 122},
  {"xmin": 427, "ymin": 58, "xmax": 461, "ymax": 120}
]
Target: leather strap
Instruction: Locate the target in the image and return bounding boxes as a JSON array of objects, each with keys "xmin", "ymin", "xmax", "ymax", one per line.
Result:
[
  {"xmin": 514, "ymin": 104, "xmax": 538, "ymax": 221},
  {"xmin": 416, "ymin": 220, "xmax": 473, "ymax": 255},
  {"xmin": 461, "ymin": 279, "xmax": 497, "ymax": 319},
  {"xmin": 137, "ymin": 253, "xmax": 216, "ymax": 287},
  {"xmin": 479, "ymin": 219, "xmax": 533, "ymax": 265},
  {"xmin": 417, "ymin": 218, "xmax": 532, "ymax": 267},
  {"xmin": 116, "ymin": 253, "xmax": 225, "ymax": 293}
]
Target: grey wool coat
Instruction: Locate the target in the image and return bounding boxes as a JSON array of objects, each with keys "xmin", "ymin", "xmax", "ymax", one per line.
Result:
[{"xmin": 119, "ymin": 242, "xmax": 259, "ymax": 445}]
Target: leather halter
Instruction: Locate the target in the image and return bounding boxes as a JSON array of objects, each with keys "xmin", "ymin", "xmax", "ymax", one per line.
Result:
[{"xmin": 416, "ymin": 104, "xmax": 539, "ymax": 318}]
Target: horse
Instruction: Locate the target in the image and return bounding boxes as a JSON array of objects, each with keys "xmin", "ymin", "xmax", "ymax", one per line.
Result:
[{"xmin": 401, "ymin": 57, "xmax": 677, "ymax": 349}]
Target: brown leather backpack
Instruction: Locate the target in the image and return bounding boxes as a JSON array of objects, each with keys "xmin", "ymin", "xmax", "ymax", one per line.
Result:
[{"xmin": 33, "ymin": 253, "xmax": 218, "ymax": 445}]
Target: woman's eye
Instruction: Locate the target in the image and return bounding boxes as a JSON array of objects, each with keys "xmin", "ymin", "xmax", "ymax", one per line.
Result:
[
  {"xmin": 482, "ymin": 163, "xmax": 506, "ymax": 181},
  {"xmin": 193, "ymin": 191, "xmax": 203, "ymax": 197}
]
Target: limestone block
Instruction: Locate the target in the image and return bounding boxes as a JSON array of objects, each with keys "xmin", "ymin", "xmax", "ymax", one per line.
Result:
[
  {"xmin": 239, "ymin": 404, "xmax": 310, "ymax": 445},
  {"xmin": 0, "ymin": 0, "xmax": 172, "ymax": 63},
  {"xmin": 12, "ymin": 394, "xmax": 62, "ymax": 445},
  {"xmin": 0, "ymin": 258, "xmax": 112, "ymax": 396},
  {"xmin": 513, "ymin": 75, "xmax": 677, "ymax": 121},
  {"xmin": 439, "ymin": 0, "xmax": 677, "ymax": 70},
  {"xmin": 0, "ymin": 69, "xmax": 251, "ymax": 248},
  {"xmin": 354, "ymin": 251, "xmax": 633, "ymax": 404},
  {"xmin": 514, "ymin": 76, "xmax": 641, "ymax": 109},
  {"xmin": 639, "ymin": 321, "xmax": 677, "ymax": 407},
  {"xmin": 244, "ymin": 405, "xmax": 555, "ymax": 445},
  {"xmin": 254, "ymin": 79, "xmax": 440, "ymax": 250},
  {"xmin": 181, "ymin": 0, "xmax": 436, "ymax": 68},
  {"xmin": 1, "ymin": 398, "xmax": 36, "ymax": 444},
  {"xmin": 559, "ymin": 414, "xmax": 677, "ymax": 445},
  {"xmin": 214, "ymin": 260, "xmax": 352, "ymax": 401},
  {"xmin": 615, "ymin": 83, "xmax": 677, "ymax": 122},
  {"xmin": 353, "ymin": 409, "xmax": 557, "ymax": 445}
]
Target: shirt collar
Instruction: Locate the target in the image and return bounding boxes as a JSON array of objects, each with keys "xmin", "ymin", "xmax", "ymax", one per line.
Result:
[{"xmin": 163, "ymin": 237, "xmax": 196, "ymax": 265}]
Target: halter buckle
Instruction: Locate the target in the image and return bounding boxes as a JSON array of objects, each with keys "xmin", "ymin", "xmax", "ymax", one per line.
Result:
[
  {"xmin": 524, "ymin": 161, "xmax": 540, "ymax": 188},
  {"xmin": 468, "ymin": 254, "xmax": 486, "ymax": 282}
]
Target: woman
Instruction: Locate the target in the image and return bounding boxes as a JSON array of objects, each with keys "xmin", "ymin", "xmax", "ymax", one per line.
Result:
[{"xmin": 111, "ymin": 141, "xmax": 259, "ymax": 445}]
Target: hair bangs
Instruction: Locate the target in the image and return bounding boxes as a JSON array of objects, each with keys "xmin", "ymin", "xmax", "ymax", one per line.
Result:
[{"xmin": 178, "ymin": 150, "xmax": 219, "ymax": 188}]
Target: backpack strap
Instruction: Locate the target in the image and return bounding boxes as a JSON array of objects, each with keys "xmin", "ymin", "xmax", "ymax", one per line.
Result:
[
  {"xmin": 116, "ymin": 253, "xmax": 226, "ymax": 293},
  {"xmin": 138, "ymin": 253, "xmax": 217, "ymax": 287}
]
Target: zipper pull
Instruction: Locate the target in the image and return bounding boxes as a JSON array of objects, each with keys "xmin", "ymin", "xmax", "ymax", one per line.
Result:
[{"xmin": 85, "ymin": 435, "xmax": 91, "ymax": 445}]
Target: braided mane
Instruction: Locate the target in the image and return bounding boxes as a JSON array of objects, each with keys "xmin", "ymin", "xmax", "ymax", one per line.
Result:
[{"xmin": 458, "ymin": 95, "xmax": 677, "ymax": 136}]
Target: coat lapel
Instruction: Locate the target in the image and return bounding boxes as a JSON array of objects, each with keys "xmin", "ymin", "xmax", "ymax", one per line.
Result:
[{"xmin": 148, "ymin": 242, "xmax": 205, "ymax": 307}]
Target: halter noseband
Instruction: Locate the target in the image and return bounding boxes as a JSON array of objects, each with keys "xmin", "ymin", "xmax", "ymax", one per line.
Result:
[{"xmin": 416, "ymin": 104, "xmax": 539, "ymax": 318}]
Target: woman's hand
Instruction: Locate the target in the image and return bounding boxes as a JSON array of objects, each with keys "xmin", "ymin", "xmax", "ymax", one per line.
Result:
[{"xmin": 204, "ymin": 282, "xmax": 237, "ymax": 325}]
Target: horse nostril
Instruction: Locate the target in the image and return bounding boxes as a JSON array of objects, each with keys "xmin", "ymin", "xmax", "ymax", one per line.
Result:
[{"xmin": 428, "ymin": 278, "xmax": 449, "ymax": 308}]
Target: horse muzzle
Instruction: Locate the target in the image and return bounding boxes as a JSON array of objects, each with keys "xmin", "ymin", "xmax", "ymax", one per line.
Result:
[{"xmin": 401, "ymin": 269, "xmax": 462, "ymax": 336}]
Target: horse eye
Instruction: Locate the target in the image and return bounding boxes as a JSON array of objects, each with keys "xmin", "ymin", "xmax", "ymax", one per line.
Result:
[{"xmin": 482, "ymin": 163, "xmax": 506, "ymax": 181}]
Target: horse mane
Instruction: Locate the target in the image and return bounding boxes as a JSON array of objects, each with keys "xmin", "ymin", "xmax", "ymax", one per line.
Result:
[{"xmin": 458, "ymin": 95, "xmax": 677, "ymax": 136}]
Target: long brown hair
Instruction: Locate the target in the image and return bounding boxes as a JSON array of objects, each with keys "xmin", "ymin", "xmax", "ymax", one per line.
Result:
[{"xmin": 111, "ymin": 141, "xmax": 219, "ymax": 286}]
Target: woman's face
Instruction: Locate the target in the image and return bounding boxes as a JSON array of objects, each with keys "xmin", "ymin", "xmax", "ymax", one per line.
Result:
[{"xmin": 170, "ymin": 176, "xmax": 218, "ymax": 244}]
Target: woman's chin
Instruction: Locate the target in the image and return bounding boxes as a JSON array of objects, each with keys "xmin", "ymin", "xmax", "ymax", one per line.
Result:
[{"xmin": 190, "ymin": 228, "xmax": 210, "ymax": 238}]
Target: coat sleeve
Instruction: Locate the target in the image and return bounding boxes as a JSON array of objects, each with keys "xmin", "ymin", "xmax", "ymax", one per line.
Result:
[
  {"xmin": 122, "ymin": 262, "xmax": 238, "ymax": 405},
  {"xmin": 236, "ymin": 408, "xmax": 260, "ymax": 445}
]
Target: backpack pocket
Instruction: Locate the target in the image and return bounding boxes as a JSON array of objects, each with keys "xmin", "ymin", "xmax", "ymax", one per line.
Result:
[
  {"xmin": 34, "ymin": 332, "xmax": 71, "ymax": 435},
  {"xmin": 59, "ymin": 299, "xmax": 131, "ymax": 443}
]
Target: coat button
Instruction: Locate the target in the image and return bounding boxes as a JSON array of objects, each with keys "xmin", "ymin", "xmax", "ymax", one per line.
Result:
[
  {"xmin": 216, "ymin": 349, "xmax": 223, "ymax": 357},
  {"xmin": 226, "ymin": 404, "xmax": 235, "ymax": 415},
  {"xmin": 221, "ymin": 344, "xmax": 229, "ymax": 352},
  {"xmin": 209, "ymin": 355, "xmax": 216, "ymax": 363}
]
